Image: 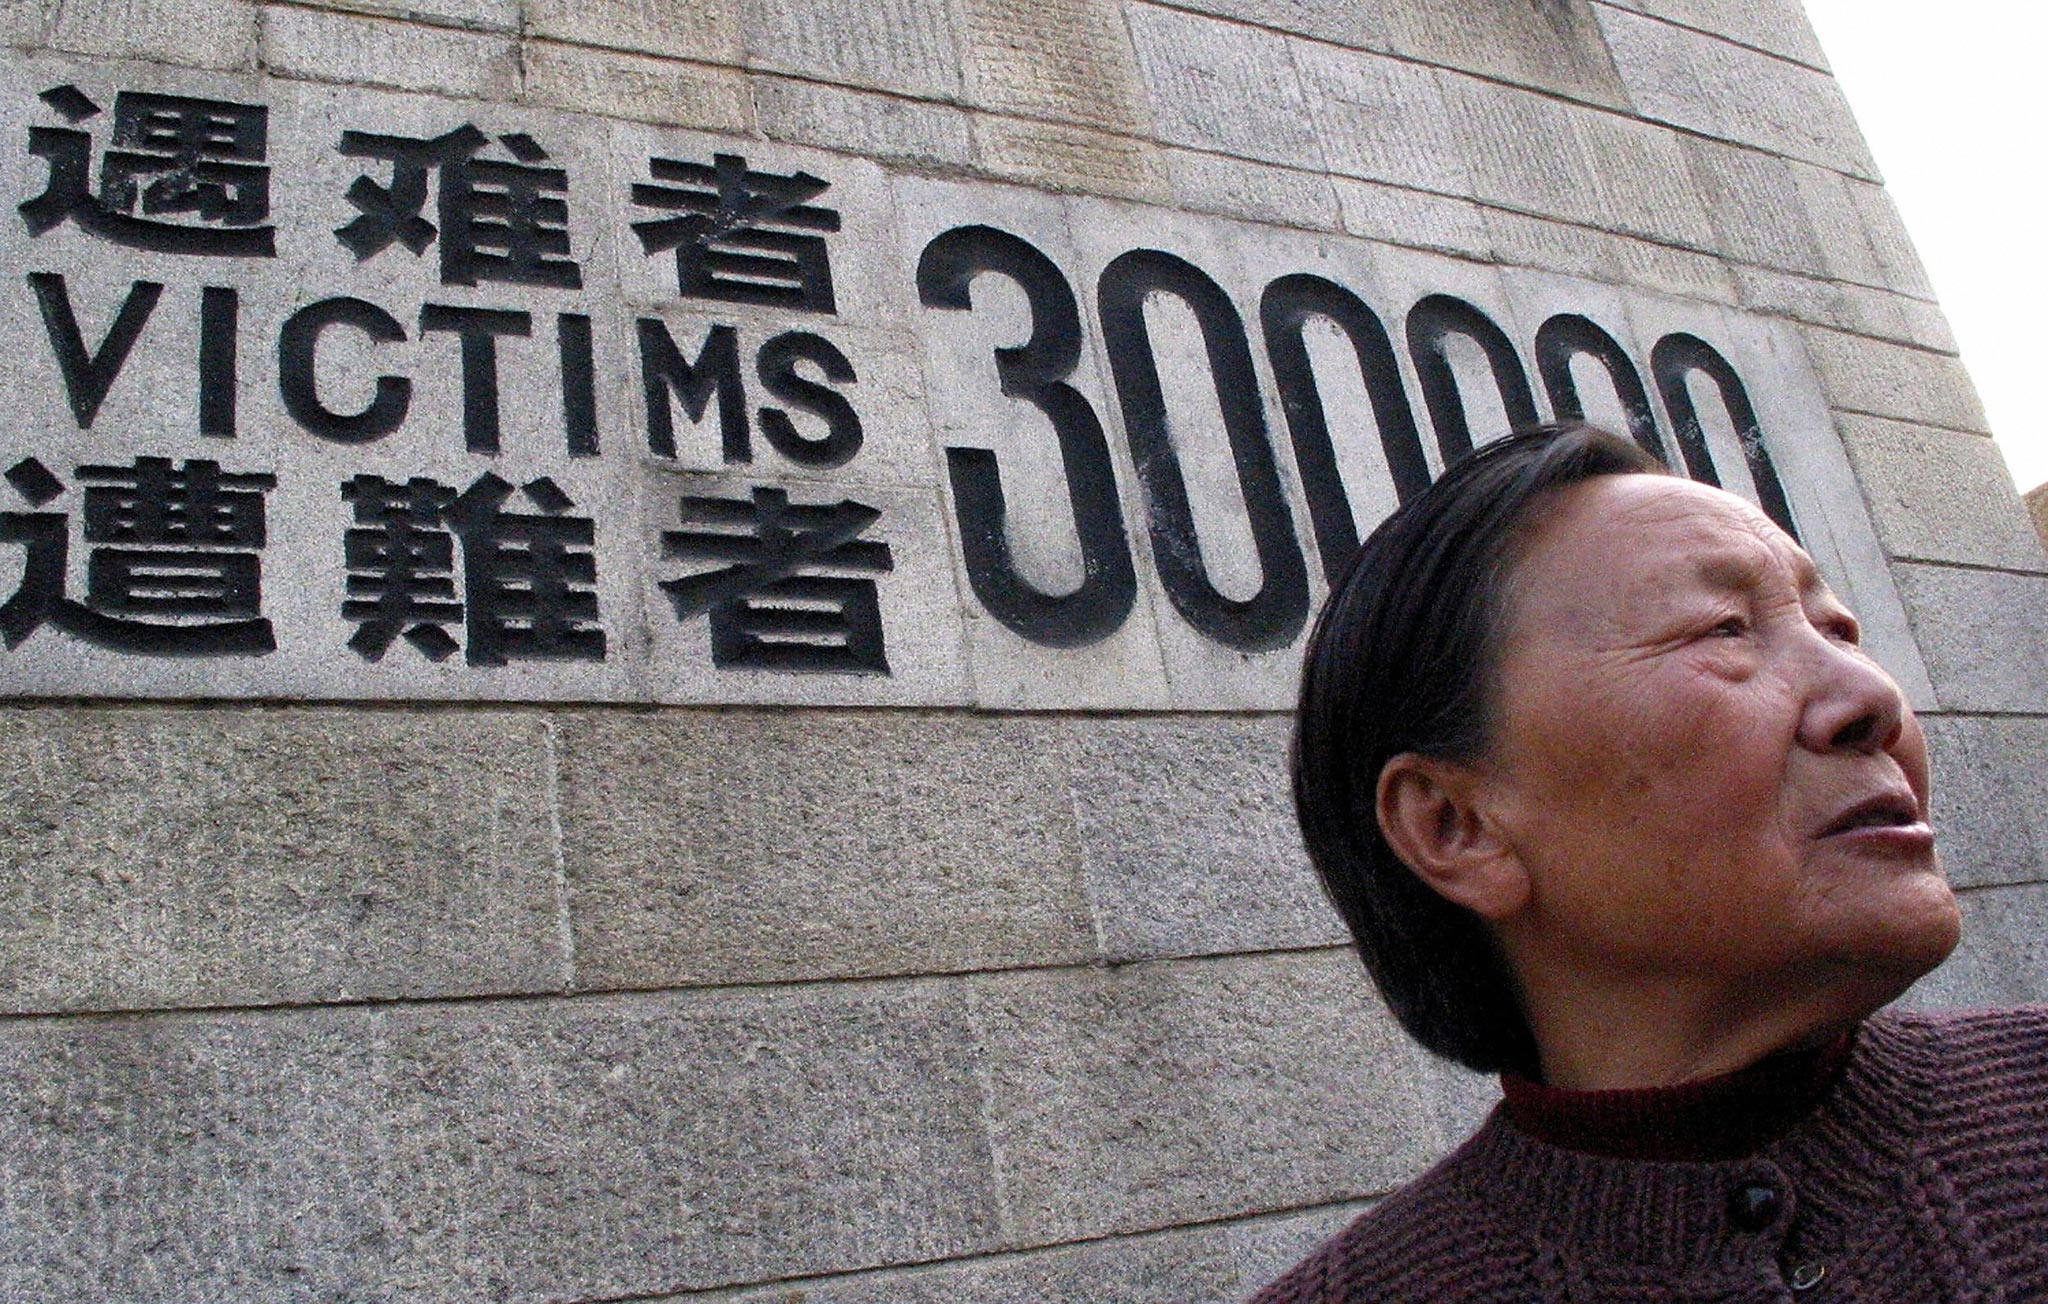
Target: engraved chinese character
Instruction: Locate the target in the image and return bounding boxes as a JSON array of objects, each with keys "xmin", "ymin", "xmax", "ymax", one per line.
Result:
[
  {"xmin": 659, "ymin": 485, "xmax": 893, "ymax": 673},
  {"xmin": 335, "ymin": 125, "xmax": 581, "ymax": 288},
  {"xmin": 338, "ymin": 472, "xmax": 604, "ymax": 666},
  {"xmin": 18, "ymin": 84, "xmax": 275, "ymax": 257},
  {"xmin": 340, "ymin": 475, "xmax": 463, "ymax": 661},
  {"xmin": 632, "ymin": 153, "xmax": 840, "ymax": 312},
  {"xmin": 0, "ymin": 455, "xmax": 276, "ymax": 655}
]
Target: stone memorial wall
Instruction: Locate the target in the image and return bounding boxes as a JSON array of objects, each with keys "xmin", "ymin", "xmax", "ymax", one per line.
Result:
[{"xmin": 1, "ymin": 1, "xmax": 2044, "ymax": 1301}]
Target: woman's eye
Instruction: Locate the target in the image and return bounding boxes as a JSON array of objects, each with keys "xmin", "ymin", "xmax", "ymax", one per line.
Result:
[{"xmin": 1709, "ymin": 617, "xmax": 1748, "ymax": 638}]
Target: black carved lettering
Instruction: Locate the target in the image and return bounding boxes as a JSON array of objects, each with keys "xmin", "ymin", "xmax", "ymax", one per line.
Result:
[
  {"xmin": 557, "ymin": 312, "xmax": 598, "ymax": 458},
  {"xmin": 419, "ymin": 303, "xmax": 532, "ymax": 454},
  {"xmin": 1534, "ymin": 313, "xmax": 1662, "ymax": 459},
  {"xmin": 199, "ymin": 285, "xmax": 237, "ymax": 438},
  {"xmin": 914, "ymin": 224, "xmax": 1135, "ymax": 649},
  {"xmin": 756, "ymin": 331, "xmax": 861, "ymax": 468},
  {"xmin": 0, "ymin": 454, "xmax": 276, "ymax": 655},
  {"xmin": 633, "ymin": 154, "xmax": 840, "ymax": 312},
  {"xmin": 1405, "ymin": 294, "xmax": 1538, "ymax": 463},
  {"xmin": 278, "ymin": 296, "xmax": 412, "ymax": 443},
  {"xmin": 1652, "ymin": 332, "xmax": 1797, "ymax": 539},
  {"xmin": 1260, "ymin": 273, "xmax": 1428, "ymax": 585},
  {"xmin": 636, "ymin": 318, "xmax": 747, "ymax": 461},
  {"xmin": 27, "ymin": 272, "xmax": 163, "ymax": 429},
  {"xmin": 1098, "ymin": 248, "xmax": 1308, "ymax": 653},
  {"xmin": 660, "ymin": 485, "xmax": 893, "ymax": 674}
]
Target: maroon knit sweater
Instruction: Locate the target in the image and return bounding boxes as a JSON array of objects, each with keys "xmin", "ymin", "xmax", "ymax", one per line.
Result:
[{"xmin": 1251, "ymin": 1007, "xmax": 2048, "ymax": 1304}]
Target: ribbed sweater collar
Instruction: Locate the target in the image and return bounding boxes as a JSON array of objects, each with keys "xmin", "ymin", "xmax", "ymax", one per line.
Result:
[
  {"xmin": 1499, "ymin": 1030, "xmax": 1858, "ymax": 1162},
  {"xmin": 1437, "ymin": 1014, "xmax": 1936, "ymax": 1272}
]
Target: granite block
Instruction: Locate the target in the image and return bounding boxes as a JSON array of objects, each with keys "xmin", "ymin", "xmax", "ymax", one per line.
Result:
[
  {"xmin": 1126, "ymin": 3, "xmax": 1322, "ymax": 169},
  {"xmin": 972, "ymin": 114, "xmax": 1170, "ymax": 201},
  {"xmin": 261, "ymin": 5, "xmax": 517, "ymax": 96},
  {"xmin": 526, "ymin": 0, "xmax": 743, "ymax": 63},
  {"xmin": 1835, "ymin": 416, "xmax": 2048, "ymax": 570},
  {"xmin": 1068, "ymin": 714, "xmax": 1345, "ymax": 961},
  {"xmin": 969, "ymin": 950, "xmax": 1438, "ymax": 1243},
  {"xmin": 1380, "ymin": 0, "xmax": 1626, "ymax": 106},
  {"xmin": 756, "ymin": 75, "xmax": 974, "ymax": 166},
  {"xmin": 958, "ymin": 0, "xmax": 1148, "ymax": 133},
  {"xmin": 381, "ymin": 984, "xmax": 1002, "ymax": 1299},
  {"xmin": 1922, "ymin": 714, "xmax": 2048, "ymax": 892},
  {"xmin": 1799, "ymin": 329, "xmax": 1990, "ymax": 433},
  {"xmin": 0, "ymin": 1008, "xmax": 397, "ymax": 1304},
  {"xmin": 521, "ymin": 39, "xmax": 753, "ymax": 132},
  {"xmin": 1600, "ymin": 0, "xmax": 1829, "ymax": 69},
  {"xmin": 553, "ymin": 709, "xmax": 1094, "ymax": 990},
  {"xmin": 1892, "ymin": 565, "xmax": 2048, "ymax": 713},
  {"xmin": 1294, "ymin": 42, "xmax": 1470, "ymax": 195},
  {"xmin": 738, "ymin": 0, "xmax": 960, "ymax": 99},
  {"xmin": 1906, "ymin": 883, "xmax": 2048, "ymax": 1011},
  {"xmin": 1595, "ymin": 6, "xmax": 1872, "ymax": 175},
  {"xmin": 49, "ymin": 0, "xmax": 254, "ymax": 68},
  {"xmin": 1165, "ymin": 148, "xmax": 1341, "ymax": 231},
  {"xmin": 0, "ymin": 705, "xmax": 564, "ymax": 1013}
]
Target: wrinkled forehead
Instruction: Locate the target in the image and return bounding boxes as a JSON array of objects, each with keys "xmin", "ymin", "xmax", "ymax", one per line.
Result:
[{"xmin": 1503, "ymin": 474, "xmax": 1834, "ymax": 629}]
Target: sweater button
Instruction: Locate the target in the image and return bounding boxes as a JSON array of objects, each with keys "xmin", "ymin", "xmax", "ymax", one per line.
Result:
[{"xmin": 1726, "ymin": 1181, "xmax": 1781, "ymax": 1232}]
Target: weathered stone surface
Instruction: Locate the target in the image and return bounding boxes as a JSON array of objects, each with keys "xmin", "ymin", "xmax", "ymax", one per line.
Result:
[
  {"xmin": 1333, "ymin": 178, "xmax": 1489, "ymax": 258},
  {"xmin": 1905, "ymin": 883, "xmax": 2048, "ymax": 1011},
  {"xmin": 1165, "ymin": 148, "xmax": 1341, "ymax": 231},
  {"xmin": 1799, "ymin": 329, "xmax": 1990, "ymax": 433},
  {"xmin": 526, "ymin": 0, "xmax": 742, "ymax": 63},
  {"xmin": 0, "ymin": 706, "xmax": 564, "ymax": 1013},
  {"xmin": 50, "ymin": 0, "xmax": 254, "ymax": 68},
  {"xmin": 1485, "ymin": 206, "xmax": 1736, "ymax": 302},
  {"xmin": 757, "ymin": 74, "xmax": 974, "ymax": 166},
  {"xmin": 1922, "ymin": 714, "xmax": 2048, "ymax": 892},
  {"xmin": 1126, "ymin": 3, "xmax": 1321, "ymax": 169},
  {"xmin": 1680, "ymin": 134, "xmax": 1829, "ymax": 272},
  {"xmin": 972, "ymin": 114, "xmax": 1170, "ymax": 200},
  {"xmin": 0, "ymin": 0, "xmax": 48, "ymax": 46},
  {"xmin": 522, "ymin": 39, "xmax": 753, "ymax": 131},
  {"xmin": 1439, "ymin": 70, "xmax": 1711, "ymax": 247},
  {"xmin": 660, "ymin": 1217, "xmax": 1254, "ymax": 1304},
  {"xmin": 380, "ymin": 984, "xmax": 1002, "ymax": 1299},
  {"xmin": 1595, "ymin": 6, "xmax": 1872, "ymax": 175},
  {"xmin": 0, "ymin": 984, "xmax": 1005, "ymax": 1303},
  {"xmin": 1141, "ymin": 0, "xmax": 1389, "ymax": 51},
  {"xmin": 1892, "ymin": 565, "xmax": 2048, "ymax": 713},
  {"xmin": 1835, "ymin": 416, "xmax": 2048, "ymax": 570},
  {"xmin": 1603, "ymin": 0, "xmax": 1829, "ymax": 69},
  {"xmin": 738, "ymin": 0, "xmax": 960, "ymax": 99},
  {"xmin": 1734, "ymin": 266, "xmax": 1956, "ymax": 352},
  {"xmin": 262, "ymin": 5, "xmax": 516, "ymax": 95},
  {"xmin": 1295, "ymin": 43, "xmax": 1469, "ymax": 195},
  {"xmin": 1069, "ymin": 714, "xmax": 1344, "ymax": 961},
  {"xmin": 553, "ymin": 710, "xmax": 1095, "ymax": 990},
  {"xmin": 1848, "ymin": 179, "xmax": 1936, "ymax": 299},
  {"xmin": 1230, "ymin": 1201, "xmax": 1379, "ymax": 1295},
  {"xmin": 288, "ymin": 0, "xmax": 516, "ymax": 30},
  {"xmin": 1380, "ymin": 0, "xmax": 1626, "ymax": 106},
  {"xmin": 957, "ymin": 0, "xmax": 1148, "ymax": 133},
  {"xmin": 968, "ymin": 951, "xmax": 1438, "ymax": 1243},
  {"xmin": 0, "ymin": 1008, "xmax": 398, "ymax": 1304}
]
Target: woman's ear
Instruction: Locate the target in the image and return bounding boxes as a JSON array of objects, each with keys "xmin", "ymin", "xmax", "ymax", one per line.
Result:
[{"xmin": 1376, "ymin": 752, "xmax": 1531, "ymax": 921}]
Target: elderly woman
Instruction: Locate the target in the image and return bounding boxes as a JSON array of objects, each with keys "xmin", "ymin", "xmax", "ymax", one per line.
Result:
[{"xmin": 1255, "ymin": 424, "xmax": 2048, "ymax": 1303}]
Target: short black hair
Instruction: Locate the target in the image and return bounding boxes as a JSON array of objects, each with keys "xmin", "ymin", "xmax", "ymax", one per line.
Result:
[{"xmin": 1292, "ymin": 423, "xmax": 1668, "ymax": 1076}]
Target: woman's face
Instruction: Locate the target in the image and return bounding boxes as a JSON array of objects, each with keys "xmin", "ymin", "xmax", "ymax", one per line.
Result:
[{"xmin": 1476, "ymin": 474, "xmax": 1959, "ymax": 1010}]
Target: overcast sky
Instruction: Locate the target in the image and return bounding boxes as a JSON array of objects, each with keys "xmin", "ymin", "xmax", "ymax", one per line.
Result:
[{"xmin": 1798, "ymin": 1, "xmax": 2046, "ymax": 493}]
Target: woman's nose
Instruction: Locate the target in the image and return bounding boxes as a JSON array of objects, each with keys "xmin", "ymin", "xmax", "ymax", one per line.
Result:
[{"xmin": 1796, "ymin": 632, "xmax": 1907, "ymax": 755}]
